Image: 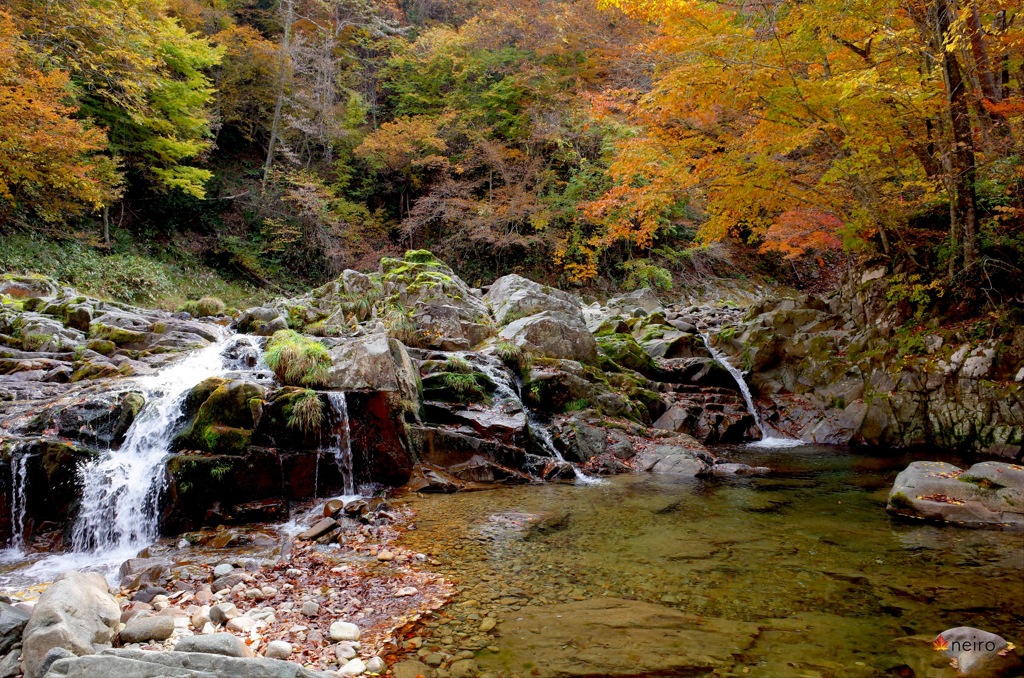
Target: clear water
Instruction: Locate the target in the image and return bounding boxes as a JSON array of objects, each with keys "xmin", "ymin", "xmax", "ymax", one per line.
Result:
[{"xmin": 397, "ymin": 444, "xmax": 1024, "ymax": 676}]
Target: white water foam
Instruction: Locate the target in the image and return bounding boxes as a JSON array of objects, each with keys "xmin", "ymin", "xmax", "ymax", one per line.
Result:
[{"xmin": 699, "ymin": 332, "xmax": 806, "ymax": 448}]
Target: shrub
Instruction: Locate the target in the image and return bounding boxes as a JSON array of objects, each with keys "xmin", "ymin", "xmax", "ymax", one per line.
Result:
[
  {"xmin": 443, "ymin": 372, "xmax": 486, "ymax": 400},
  {"xmin": 620, "ymin": 259, "xmax": 673, "ymax": 291},
  {"xmin": 494, "ymin": 339, "xmax": 531, "ymax": 375},
  {"xmin": 180, "ymin": 296, "xmax": 226, "ymax": 317},
  {"xmin": 444, "ymin": 355, "xmax": 473, "ymax": 374},
  {"xmin": 265, "ymin": 330, "xmax": 331, "ymax": 387},
  {"xmin": 288, "ymin": 389, "xmax": 324, "ymax": 434}
]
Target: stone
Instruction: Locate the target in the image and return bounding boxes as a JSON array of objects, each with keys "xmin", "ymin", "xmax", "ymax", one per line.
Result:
[
  {"xmin": 329, "ymin": 622, "xmax": 360, "ymax": 642},
  {"xmin": 377, "ymin": 550, "xmax": 395, "ymax": 562},
  {"xmin": 0, "ymin": 648, "xmax": 21, "ymax": 678},
  {"xmin": 35, "ymin": 647, "xmax": 75, "ymax": 678},
  {"xmin": 476, "ymin": 598, "xmax": 759, "ymax": 678},
  {"xmin": 0, "ymin": 602, "xmax": 30, "ymax": 655},
  {"xmin": 394, "ymin": 586, "xmax": 417, "ymax": 597},
  {"xmin": 84, "ymin": 648, "xmax": 332, "ymax": 678},
  {"xmin": 364, "ymin": 657, "xmax": 385, "ymax": 674},
  {"xmin": 296, "ymin": 518, "xmax": 341, "ymax": 543},
  {"xmin": 226, "ymin": 616, "xmax": 256, "ymax": 633},
  {"xmin": 264, "ymin": 641, "xmax": 292, "ymax": 660},
  {"xmin": 485, "ymin": 274, "xmax": 583, "ymax": 327},
  {"xmin": 933, "ymin": 626, "xmax": 1019, "ymax": 676},
  {"xmin": 338, "ymin": 658, "xmax": 365, "ymax": 677},
  {"xmin": 448, "ymin": 659, "xmax": 479, "ymax": 678},
  {"xmin": 887, "ymin": 461, "xmax": 1024, "ymax": 527},
  {"xmin": 323, "ymin": 499, "xmax": 345, "ymax": 518},
  {"xmin": 21, "ymin": 571, "xmax": 121, "ymax": 678},
  {"xmin": 499, "ymin": 311, "xmax": 599, "ymax": 364},
  {"xmin": 213, "ymin": 564, "xmax": 235, "ymax": 578},
  {"xmin": 119, "ymin": 615, "xmax": 175, "ymax": 644},
  {"xmin": 173, "ymin": 633, "xmax": 252, "ymax": 658},
  {"xmin": 300, "ymin": 601, "xmax": 320, "ymax": 617},
  {"xmin": 334, "ymin": 644, "xmax": 357, "ymax": 661},
  {"xmin": 44, "ymin": 655, "xmax": 213, "ymax": 678},
  {"xmin": 325, "ymin": 334, "xmax": 419, "ymax": 405},
  {"xmin": 209, "ymin": 604, "xmax": 240, "ymax": 626},
  {"xmin": 478, "ymin": 618, "xmax": 496, "ymax": 633},
  {"xmin": 392, "ymin": 660, "xmax": 433, "ymax": 678}
]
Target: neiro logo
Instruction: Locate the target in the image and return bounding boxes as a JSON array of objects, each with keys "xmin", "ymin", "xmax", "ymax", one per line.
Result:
[
  {"xmin": 932, "ymin": 635, "xmax": 949, "ymax": 652},
  {"xmin": 932, "ymin": 634, "xmax": 1007, "ymax": 654},
  {"xmin": 932, "ymin": 627, "xmax": 1017, "ymax": 673}
]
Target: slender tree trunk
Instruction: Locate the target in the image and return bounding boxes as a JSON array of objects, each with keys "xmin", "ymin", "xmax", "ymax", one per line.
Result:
[
  {"xmin": 262, "ymin": 0, "xmax": 294, "ymax": 193},
  {"xmin": 967, "ymin": 1, "xmax": 998, "ymax": 102},
  {"xmin": 103, "ymin": 204, "xmax": 110, "ymax": 245},
  {"xmin": 936, "ymin": 0, "xmax": 978, "ymax": 274}
]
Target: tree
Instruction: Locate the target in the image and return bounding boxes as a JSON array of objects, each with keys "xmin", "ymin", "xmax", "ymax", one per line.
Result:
[
  {"xmin": 588, "ymin": 0, "xmax": 1023, "ymax": 280},
  {"xmin": 10, "ymin": 0, "xmax": 222, "ymax": 198},
  {"xmin": 0, "ymin": 11, "xmax": 119, "ymax": 223}
]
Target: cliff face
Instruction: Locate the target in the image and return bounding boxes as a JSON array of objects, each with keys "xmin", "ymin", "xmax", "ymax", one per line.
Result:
[{"xmin": 713, "ymin": 265, "xmax": 1024, "ymax": 458}]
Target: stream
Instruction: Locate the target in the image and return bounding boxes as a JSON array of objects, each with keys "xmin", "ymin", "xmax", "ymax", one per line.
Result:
[{"xmin": 395, "ymin": 444, "xmax": 1024, "ymax": 677}]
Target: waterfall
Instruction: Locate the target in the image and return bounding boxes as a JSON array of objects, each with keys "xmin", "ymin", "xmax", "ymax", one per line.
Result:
[
  {"xmin": 323, "ymin": 392, "xmax": 355, "ymax": 496},
  {"xmin": 8, "ymin": 447, "xmax": 29, "ymax": 551},
  {"xmin": 72, "ymin": 335, "xmax": 239, "ymax": 553},
  {"xmin": 699, "ymin": 333, "xmax": 804, "ymax": 448},
  {"xmin": 527, "ymin": 414, "xmax": 606, "ymax": 486}
]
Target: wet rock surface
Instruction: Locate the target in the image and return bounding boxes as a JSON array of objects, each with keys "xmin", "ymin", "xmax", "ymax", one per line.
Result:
[{"xmin": 887, "ymin": 461, "xmax": 1024, "ymax": 528}]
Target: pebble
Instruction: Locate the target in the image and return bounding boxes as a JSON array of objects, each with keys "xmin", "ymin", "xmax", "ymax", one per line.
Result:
[
  {"xmin": 365, "ymin": 656, "xmax": 386, "ymax": 673},
  {"xmin": 335, "ymin": 643, "xmax": 357, "ymax": 661},
  {"xmin": 338, "ymin": 658, "xmax": 366, "ymax": 677},
  {"xmin": 394, "ymin": 586, "xmax": 418, "ymax": 597},
  {"xmin": 424, "ymin": 653, "xmax": 444, "ymax": 667},
  {"xmin": 479, "ymin": 617, "xmax": 496, "ymax": 632},
  {"xmin": 329, "ymin": 621, "xmax": 360, "ymax": 641},
  {"xmin": 300, "ymin": 601, "xmax": 320, "ymax": 617},
  {"xmin": 213, "ymin": 564, "xmax": 235, "ymax": 578},
  {"xmin": 449, "ymin": 659, "xmax": 479, "ymax": 678},
  {"xmin": 377, "ymin": 550, "xmax": 395, "ymax": 561},
  {"xmin": 265, "ymin": 640, "xmax": 292, "ymax": 659},
  {"xmin": 209, "ymin": 603, "xmax": 239, "ymax": 625}
]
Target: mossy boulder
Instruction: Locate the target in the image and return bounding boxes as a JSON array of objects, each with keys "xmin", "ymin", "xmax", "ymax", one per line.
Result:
[
  {"xmin": 485, "ymin": 274, "xmax": 582, "ymax": 327},
  {"xmin": 597, "ymin": 333, "xmax": 659, "ymax": 376},
  {"xmin": 174, "ymin": 380, "xmax": 266, "ymax": 455},
  {"xmin": 264, "ymin": 329, "xmax": 331, "ymax": 387},
  {"xmin": 380, "ymin": 250, "xmax": 489, "ymax": 320},
  {"xmin": 886, "ymin": 461, "xmax": 1024, "ymax": 527},
  {"xmin": 89, "ymin": 322, "xmax": 149, "ymax": 347}
]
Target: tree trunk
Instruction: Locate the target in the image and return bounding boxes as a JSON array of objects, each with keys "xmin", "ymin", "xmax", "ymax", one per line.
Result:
[
  {"xmin": 936, "ymin": 0, "xmax": 978, "ymax": 274},
  {"xmin": 262, "ymin": 0, "xmax": 294, "ymax": 193},
  {"xmin": 102, "ymin": 204, "xmax": 110, "ymax": 245}
]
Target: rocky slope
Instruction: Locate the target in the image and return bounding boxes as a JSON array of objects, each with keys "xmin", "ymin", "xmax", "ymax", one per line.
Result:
[{"xmin": 2, "ymin": 251, "xmax": 1022, "ymax": 550}]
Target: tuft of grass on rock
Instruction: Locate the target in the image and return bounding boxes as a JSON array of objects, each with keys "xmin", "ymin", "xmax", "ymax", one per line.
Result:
[{"xmin": 265, "ymin": 330, "xmax": 331, "ymax": 387}]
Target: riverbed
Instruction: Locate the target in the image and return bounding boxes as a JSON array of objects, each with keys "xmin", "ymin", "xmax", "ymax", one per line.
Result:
[{"xmin": 395, "ymin": 444, "xmax": 1024, "ymax": 677}]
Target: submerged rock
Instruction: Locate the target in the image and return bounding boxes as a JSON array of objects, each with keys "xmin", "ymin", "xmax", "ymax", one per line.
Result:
[{"xmin": 887, "ymin": 461, "xmax": 1024, "ymax": 528}]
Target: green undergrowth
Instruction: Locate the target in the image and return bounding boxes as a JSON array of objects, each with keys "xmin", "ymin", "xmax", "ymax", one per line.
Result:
[{"xmin": 0, "ymin": 233, "xmax": 264, "ymax": 309}]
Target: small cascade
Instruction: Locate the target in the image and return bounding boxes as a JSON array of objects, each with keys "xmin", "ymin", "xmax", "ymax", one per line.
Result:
[
  {"xmin": 527, "ymin": 414, "xmax": 606, "ymax": 486},
  {"xmin": 8, "ymin": 447, "xmax": 29, "ymax": 551},
  {"xmin": 71, "ymin": 335, "xmax": 241, "ymax": 554},
  {"xmin": 323, "ymin": 392, "xmax": 355, "ymax": 496},
  {"xmin": 698, "ymin": 332, "xmax": 804, "ymax": 448}
]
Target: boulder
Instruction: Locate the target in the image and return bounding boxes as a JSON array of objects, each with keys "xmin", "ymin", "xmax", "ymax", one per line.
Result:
[
  {"xmin": 485, "ymin": 274, "xmax": 582, "ymax": 327},
  {"xmin": 119, "ymin": 615, "xmax": 175, "ymax": 644},
  {"xmin": 53, "ymin": 648, "xmax": 333, "ymax": 678},
  {"xmin": 632, "ymin": 436, "xmax": 714, "ymax": 476},
  {"xmin": 499, "ymin": 311, "xmax": 599, "ymax": 364},
  {"xmin": 173, "ymin": 634, "xmax": 251, "ymax": 658},
  {"xmin": 325, "ymin": 333, "xmax": 419, "ymax": 405},
  {"xmin": 380, "ymin": 251, "xmax": 490, "ymax": 320},
  {"xmin": 0, "ymin": 603, "xmax": 30, "ymax": 655},
  {"xmin": 887, "ymin": 461, "xmax": 1024, "ymax": 528},
  {"xmin": 235, "ymin": 308, "xmax": 288, "ymax": 336},
  {"xmin": 21, "ymin": 571, "xmax": 120, "ymax": 678}
]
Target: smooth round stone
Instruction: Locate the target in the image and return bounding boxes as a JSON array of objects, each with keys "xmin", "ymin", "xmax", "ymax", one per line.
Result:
[
  {"xmin": 338, "ymin": 658, "xmax": 366, "ymax": 677},
  {"xmin": 365, "ymin": 657, "xmax": 386, "ymax": 673},
  {"xmin": 213, "ymin": 564, "xmax": 235, "ymax": 578},
  {"xmin": 265, "ymin": 640, "xmax": 292, "ymax": 659},
  {"xmin": 335, "ymin": 644, "xmax": 357, "ymax": 661},
  {"xmin": 330, "ymin": 621, "xmax": 360, "ymax": 641},
  {"xmin": 300, "ymin": 601, "xmax": 320, "ymax": 617}
]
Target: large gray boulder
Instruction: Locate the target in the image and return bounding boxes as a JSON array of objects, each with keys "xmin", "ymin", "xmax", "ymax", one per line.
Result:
[
  {"xmin": 485, "ymin": 275, "xmax": 582, "ymax": 327},
  {"xmin": 21, "ymin": 571, "xmax": 120, "ymax": 678},
  {"xmin": 74, "ymin": 648, "xmax": 333, "ymax": 678},
  {"xmin": 325, "ymin": 333, "xmax": 420, "ymax": 405},
  {"xmin": 887, "ymin": 461, "xmax": 1024, "ymax": 528},
  {"xmin": 499, "ymin": 311, "xmax": 599, "ymax": 364},
  {"xmin": 0, "ymin": 603, "xmax": 30, "ymax": 655}
]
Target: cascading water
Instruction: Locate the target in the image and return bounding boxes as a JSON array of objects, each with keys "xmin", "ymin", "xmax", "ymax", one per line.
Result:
[
  {"xmin": 698, "ymin": 332, "xmax": 804, "ymax": 448},
  {"xmin": 462, "ymin": 352, "xmax": 606, "ymax": 485},
  {"xmin": 21, "ymin": 332, "xmax": 252, "ymax": 580},
  {"xmin": 7, "ymin": 447, "xmax": 29, "ymax": 552},
  {"xmin": 324, "ymin": 392, "xmax": 355, "ymax": 496}
]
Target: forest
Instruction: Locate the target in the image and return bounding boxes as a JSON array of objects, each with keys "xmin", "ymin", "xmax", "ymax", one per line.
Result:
[{"xmin": 0, "ymin": 0, "xmax": 1022, "ymax": 313}]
